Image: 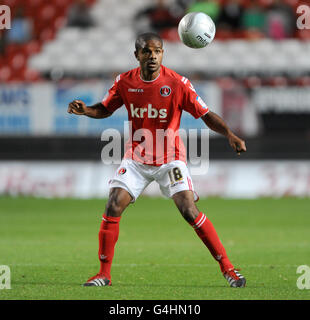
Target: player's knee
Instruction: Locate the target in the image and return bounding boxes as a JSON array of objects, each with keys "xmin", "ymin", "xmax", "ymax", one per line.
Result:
[
  {"xmin": 105, "ymin": 195, "xmax": 125, "ymax": 217},
  {"xmin": 105, "ymin": 200, "xmax": 123, "ymax": 217},
  {"xmin": 179, "ymin": 206, "xmax": 199, "ymax": 223},
  {"xmin": 105, "ymin": 188, "xmax": 132, "ymax": 217}
]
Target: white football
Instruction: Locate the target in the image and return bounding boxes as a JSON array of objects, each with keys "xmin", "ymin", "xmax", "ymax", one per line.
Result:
[{"xmin": 178, "ymin": 12, "xmax": 216, "ymax": 49}]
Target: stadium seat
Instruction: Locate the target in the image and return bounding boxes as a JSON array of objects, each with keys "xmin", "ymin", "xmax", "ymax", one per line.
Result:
[
  {"xmin": 293, "ymin": 52, "xmax": 310, "ymax": 71},
  {"xmin": 243, "ymin": 76, "xmax": 262, "ymax": 88},
  {"xmin": 251, "ymin": 39, "xmax": 276, "ymax": 56},
  {"xmin": 24, "ymin": 40, "xmax": 41, "ymax": 56},
  {"xmin": 10, "ymin": 53, "xmax": 27, "ymax": 71},
  {"xmin": 57, "ymin": 28, "xmax": 82, "ymax": 44},
  {"xmin": 58, "ymin": 53, "xmax": 81, "ymax": 72},
  {"xmin": 295, "ymin": 76, "xmax": 310, "ymax": 86},
  {"xmin": 28, "ymin": 54, "xmax": 51, "ymax": 72},
  {"xmin": 23, "ymin": 68, "xmax": 42, "ymax": 82},
  {"xmin": 266, "ymin": 76, "xmax": 289, "ymax": 87},
  {"xmin": 39, "ymin": 28, "xmax": 56, "ymax": 42},
  {"xmin": 52, "ymin": 16, "xmax": 67, "ymax": 32},
  {"xmin": 42, "ymin": 41, "xmax": 67, "ymax": 59},
  {"xmin": 83, "ymin": 54, "xmax": 106, "ymax": 73},
  {"xmin": 84, "ymin": 28, "xmax": 106, "ymax": 43},
  {"xmin": 241, "ymin": 54, "xmax": 263, "ymax": 74},
  {"xmin": 226, "ymin": 40, "xmax": 252, "ymax": 56},
  {"xmin": 0, "ymin": 66, "xmax": 13, "ymax": 82},
  {"xmin": 278, "ymin": 40, "xmax": 303, "ymax": 58}
]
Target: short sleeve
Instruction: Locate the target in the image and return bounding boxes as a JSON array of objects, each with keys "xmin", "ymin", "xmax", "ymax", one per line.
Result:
[
  {"xmin": 101, "ymin": 75, "xmax": 124, "ymax": 113},
  {"xmin": 180, "ymin": 78, "xmax": 209, "ymax": 119}
]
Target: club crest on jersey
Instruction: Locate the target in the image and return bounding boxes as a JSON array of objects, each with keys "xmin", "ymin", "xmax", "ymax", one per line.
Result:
[
  {"xmin": 118, "ymin": 168, "xmax": 126, "ymax": 175},
  {"xmin": 160, "ymin": 86, "xmax": 171, "ymax": 97},
  {"xmin": 196, "ymin": 96, "xmax": 208, "ymax": 109}
]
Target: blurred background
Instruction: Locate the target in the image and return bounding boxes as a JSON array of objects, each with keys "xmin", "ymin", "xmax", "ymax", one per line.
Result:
[{"xmin": 0, "ymin": 0, "xmax": 309, "ymax": 198}]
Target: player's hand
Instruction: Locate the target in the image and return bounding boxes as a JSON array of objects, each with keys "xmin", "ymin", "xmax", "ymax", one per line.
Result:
[
  {"xmin": 227, "ymin": 133, "xmax": 246, "ymax": 155},
  {"xmin": 67, "ymin": 100, "xmax": 87, "ymax": 115}
]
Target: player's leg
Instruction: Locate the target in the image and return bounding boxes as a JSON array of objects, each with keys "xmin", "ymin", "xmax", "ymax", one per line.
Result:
[
  {"xmin": 84, "ymin": 187, "xmax": 132, "ymax": 287},
  {"xmin": 173, "ymin": 190, "xmax": 246, "ymax": 287},
  {"xmin": 84, "ymin": 159, "xmax": 152, "ymax": 287},
  {"xmin": 173, "ymin": 190, "xmax": 233, "ymax": 269},
  {"xmin": 156, "ymin": 161, "xmax": 245, "ymax": 287},
  {"xmin": 98, "ymin": 187, "xmax": 132, "ymax": 276}
]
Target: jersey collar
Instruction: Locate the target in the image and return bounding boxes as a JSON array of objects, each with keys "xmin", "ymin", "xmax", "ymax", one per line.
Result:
[{"xmin": 139, "ymin": 67, "xmax": 161, "ymax": 83}]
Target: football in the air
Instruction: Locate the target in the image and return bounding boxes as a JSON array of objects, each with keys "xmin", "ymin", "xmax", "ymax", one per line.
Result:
[{"xmin": 178, "ymin": 12, "xmax": 216, "ymax": 49}]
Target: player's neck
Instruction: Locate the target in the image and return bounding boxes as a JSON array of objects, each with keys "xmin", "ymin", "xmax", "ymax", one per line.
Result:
[{"xmin": 140, "ymin": 68, "xmax": 161, "ymax": 81}]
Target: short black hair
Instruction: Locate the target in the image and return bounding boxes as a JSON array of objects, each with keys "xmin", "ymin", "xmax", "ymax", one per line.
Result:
[{"xmin": 135, "ymin": 32, "xmax": 163, "ymax": 51}]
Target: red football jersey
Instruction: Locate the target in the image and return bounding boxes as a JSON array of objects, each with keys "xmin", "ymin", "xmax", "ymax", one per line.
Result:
[{"xmin": 101, "ymin": 65, "xmax": 209, "ymax": 166}]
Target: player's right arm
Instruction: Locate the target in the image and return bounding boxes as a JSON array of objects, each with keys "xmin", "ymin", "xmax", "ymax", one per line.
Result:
[
  {"xmin": 67, "ymin": 74, "xmax": 124, "ymax": 119},
  {"xmin": 67, "ymin": 100, "xmax": 112, "ymax": 118}
]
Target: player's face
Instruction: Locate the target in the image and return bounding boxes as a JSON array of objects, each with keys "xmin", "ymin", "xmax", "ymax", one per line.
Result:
[{"xmin": 135, "ymin": 39, "xmax": 164, "ymax": 78}]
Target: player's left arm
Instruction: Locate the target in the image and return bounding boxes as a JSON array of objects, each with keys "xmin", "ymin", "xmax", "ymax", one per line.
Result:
[
  {"xmin": 180, "ymin": 78, "xmax": 246, "ymax": 155},
  {"xmin": 201, "ymin": 111, "xmax": 246, "ymax": 155}
]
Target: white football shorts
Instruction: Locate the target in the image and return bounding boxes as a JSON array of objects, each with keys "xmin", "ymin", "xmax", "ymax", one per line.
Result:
[{"xmin": 108, "ymin": 159, "xmax": 198, "ymax": 202}]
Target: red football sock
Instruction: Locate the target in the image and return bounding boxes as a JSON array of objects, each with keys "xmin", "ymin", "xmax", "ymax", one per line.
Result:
[
  {"xmin": 190, "ymin": 212, "xmax": 234, "ymax": 273},
  {"xmin": 98, "ymin": 214, "xmax": 121, "ymax": 280}
]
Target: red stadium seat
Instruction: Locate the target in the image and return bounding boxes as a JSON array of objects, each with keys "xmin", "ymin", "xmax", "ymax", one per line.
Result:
[
  {"xmin": 39, "ymin": 4, "xmax": 57, "ymax": 21},
  {"xmin": 233, "ymin": 30, "xmax": 247, "ymax": 39},
  {"xmin": 0, "ymin": 66, "xmax": 12, "ymax": 82},
  {"xmin": 10, "ymin": 52, "xmax": 27, "ymax": 71},
  {"xmin": 296, "ymin": 29, "xmax": 310, "ymax": 41},
  {"xmin": 23, "ymin": 68, "xmax": 42, "ymax": 82},
  {"xmin": 295, "ymin": 76, "xmax": 310, "ymax": 86},
  {"xmin": 243, "ymin": 76, "xmax": 262, "ymax": 89},
  {"xmin": 266, "ymin": 76, "xmax": 289, "ymax": 87},
  {"xmin": 24, "ymin": 40, "xmax": 41, "ymax": 56},
  {"xmin": 39, "ymin": 28, "xmax": 56, "ymax": 42},
  {"xmin": 5, "ymin": 44, "xmax": 21, "ymax": 57},
  {"xmin": 54, "ymin": 0, "xmax": 70, "ymax": 16},
  {"xmin": 24, "ymin": 0, "xmax": 44, "ymax": 16},
  {"xmin": 215, "ymin": 77, "xmax": 237, "ymax": 90},
  {"xmin": 10, "ymin": 68, "xmax": 27, "ymax": 82},
  {"xmin": 215, "ymin": 29, "xmax": 234, "ymax": 41},
  {"xmin": 54, "ymin": 16, "xmax": 67, "ymax": 31}
]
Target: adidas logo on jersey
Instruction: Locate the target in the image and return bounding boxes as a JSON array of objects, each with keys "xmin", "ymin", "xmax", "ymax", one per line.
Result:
[{"xmin": 130, "ymin": 103, "xmax": 167, "ymax": 119}]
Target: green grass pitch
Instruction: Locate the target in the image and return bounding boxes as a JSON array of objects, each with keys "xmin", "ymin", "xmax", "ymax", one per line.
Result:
[{"xmin": 0, "ymin": 196, "xmax": 310, "ymax": 300}]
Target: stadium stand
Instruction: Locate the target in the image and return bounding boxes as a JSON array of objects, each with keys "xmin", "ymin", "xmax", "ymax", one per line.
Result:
[
  {"xmin": 0, "ymin": 0, "xmax": 309, "ymax": 196},
  {"xmin": 0, "ymin": 0, "xmax": 309, "ymax": 82}
]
